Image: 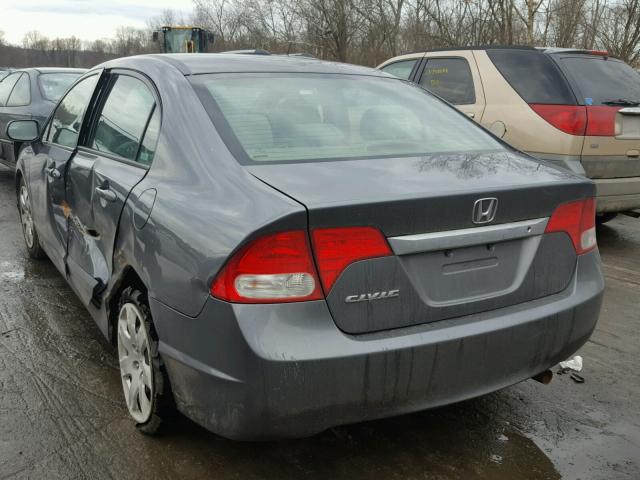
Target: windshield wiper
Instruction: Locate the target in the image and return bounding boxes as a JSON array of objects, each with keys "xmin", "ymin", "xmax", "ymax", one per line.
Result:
[{"xmin": 602, "ymin": 98, "xmax": 640, "ymax": 106}]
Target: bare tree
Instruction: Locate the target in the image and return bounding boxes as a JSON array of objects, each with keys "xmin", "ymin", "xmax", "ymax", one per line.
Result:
[
  {"xmin": 2, "ymin": 0, "xmax": 640, "ymax": 70},
  {"xmin": 598, "ymin": 0, "xmax": 640, "ymax": 64},
  {"xmin": 513, "ymin": 0, "xmax": 546, "ymax": 45}
]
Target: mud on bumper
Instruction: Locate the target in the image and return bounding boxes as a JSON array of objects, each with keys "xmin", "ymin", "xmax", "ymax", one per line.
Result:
[
  {"xmin": 150, "ymin": 250, "xmax": 604, "ymax": 440},
  {"xmin": 594, "ymin": 177, "xmax": 640, "ymax": 213}
]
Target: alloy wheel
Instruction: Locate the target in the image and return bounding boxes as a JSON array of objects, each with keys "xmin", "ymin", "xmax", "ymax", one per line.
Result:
[
  {"xmin": 19, "ymin": 185, "xmax": 35, "ymax": 249},
  {"xmin": 117, "ymin": 303, "xmax": 154, "ymax": 423}
]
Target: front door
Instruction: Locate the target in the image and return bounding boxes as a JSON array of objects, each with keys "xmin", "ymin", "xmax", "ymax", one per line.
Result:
[
  {"xmin": 27, "ymin": 73, "xmax": 101, "ymax": 274},
  {"xmin": 65, "ymin": 71, "xmax": 160, "ymax": 307}
]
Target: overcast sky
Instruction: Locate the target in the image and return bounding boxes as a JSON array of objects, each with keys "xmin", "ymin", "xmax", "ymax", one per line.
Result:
[{"xmin": 0, "ymin": 0, "xmax": 195, "ymax": 45}]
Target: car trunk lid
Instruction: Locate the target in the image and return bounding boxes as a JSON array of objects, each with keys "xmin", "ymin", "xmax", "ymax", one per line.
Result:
[{"xmin": 248, "ymin": 151, "xmax": 594, "ymax": 334}]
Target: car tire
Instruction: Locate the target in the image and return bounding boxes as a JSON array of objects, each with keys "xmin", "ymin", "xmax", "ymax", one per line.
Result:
[
  {"xmin": 117, "ymin": 287, "xmax": 171, "ymax": 435},
  {"xmin": 596, "ymin": 212, "xmax": 617, "ymax": 226},
  {"xmin": 17, "ymin": 177, "xmax": 46, "ymax": 259}
]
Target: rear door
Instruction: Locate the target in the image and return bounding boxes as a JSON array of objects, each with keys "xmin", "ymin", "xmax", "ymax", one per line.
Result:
[
  {"xmin": 415, "ymin": 53, "xmax": 486, "ymax": 121},
  {"xmin": 27, "ymin": 73, "xmax": 101, "ymax": 275},
  {"xmin": 65, "ymin": 70, "xmax": 160, "ymax": 307},
  {"xmin": 554, "ymin": 54, "xmax": 640, "ymax": 179}
]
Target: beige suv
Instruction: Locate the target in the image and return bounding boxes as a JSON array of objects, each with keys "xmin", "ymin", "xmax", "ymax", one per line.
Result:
[{"xmin": 379, "ymin": 47, "xmax": 640, "ymax": 222}]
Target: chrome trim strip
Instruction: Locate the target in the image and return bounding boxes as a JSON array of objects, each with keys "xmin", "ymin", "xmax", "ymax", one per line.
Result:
[
  {"xmin": 388, "ymin": 218, "xmax": 549, "ymax": 255},
  {"xmin": 619, "ymin": 107, "xmax": 640, "ymax": 116}
]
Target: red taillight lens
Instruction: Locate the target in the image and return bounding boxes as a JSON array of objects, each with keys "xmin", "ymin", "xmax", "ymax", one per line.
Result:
[
  {"xmin": 530, "ymin": 104, "xmax": 587, "ymax": 136},
  {"xmin": 545, "ymin": 198, "xmax": 596, "ymax": 255},
  {"xmin": 585, "ymin": 106, "xmax": 619, "ymax": 136},
  {"xmin": 211, "ymin": 230, "xmax": 323, "ymax": 303},
  {"xmin": 211, "ymin": 226, "xmax": 393, "ymax": 303},
  {"xmin": 311, "ymin": 226, "xmax": 392, "ymax": 293}
]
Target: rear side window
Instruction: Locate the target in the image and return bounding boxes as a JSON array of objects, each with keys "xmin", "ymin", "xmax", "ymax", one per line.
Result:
[
  {"xmin": 559, "ymin": 57, "xmax": 640, "ymax": 106},
  {"xmin": 90, "ymin": 75, "xmax": 156, "ymax": 164},
  {"xmin": 39, "ymin": 73, "xmax": 82, "ymax": 102},
  {"xmin": 7, "ymin": 73, "xmax": 31, "ymax": 107},
  {"xmin": 380, "ymin": 59, "xmax": 417, "ymax": 80},
  {"xmin": 418, "ymin": 58, "xmax": 475, "ymax": 105},
  {"xmin": 0, "ymin": 73, "xmax": 21, "ymax": 106},
  {"xmin": 137, "ymin": 107, "xmax": 160, "ymax": 166},
  {"xmin": 487, "ymin": 50, "xmax": 576, "ymax": 104}
]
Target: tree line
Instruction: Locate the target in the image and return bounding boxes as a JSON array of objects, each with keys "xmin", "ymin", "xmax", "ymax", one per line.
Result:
[{"xmin": 1, "ymin": 0, "xmax": 639, "ymax": 69}]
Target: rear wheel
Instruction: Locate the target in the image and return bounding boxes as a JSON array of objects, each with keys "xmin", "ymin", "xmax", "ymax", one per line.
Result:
[
  {"xmin": 117, "ymin": 288, "xmax": 170, "ymax": 434},
  {"xmin": 17, "ymin": 178, "xmax": 46, "ymax": 259},
  {"xmin": 596, "ymin": 212, "xmax": 617, "ymax": 226}
]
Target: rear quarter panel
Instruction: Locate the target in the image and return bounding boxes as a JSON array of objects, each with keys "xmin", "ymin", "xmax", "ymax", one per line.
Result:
[
  {"xmin": 107, "ymin": 57, "xmax": 307, "ymax": 318},
  {"xmin": 472, "ymin": 50, "xmax": 584, "ymax": 157}
]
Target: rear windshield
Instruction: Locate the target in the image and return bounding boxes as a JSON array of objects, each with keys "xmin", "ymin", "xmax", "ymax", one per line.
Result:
[
  {"xmin": 38, "ymin": 73, "xmax": 82, "ymax": 102},
  {"xmin": 192, "ymin": 73, "xmax": 503, "ymax": 164},
  {"xmin": 487, "ymin": 49, "xmax": 576, "ymax": 104},
  {"xmin": 558, "ymin": 56, "xmax": 640, "ymax": 106}
]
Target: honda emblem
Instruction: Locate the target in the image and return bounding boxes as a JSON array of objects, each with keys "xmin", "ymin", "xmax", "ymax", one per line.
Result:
[{"xmin": 472, "ymin": 198, "xmax": 498, "ymax": 224}]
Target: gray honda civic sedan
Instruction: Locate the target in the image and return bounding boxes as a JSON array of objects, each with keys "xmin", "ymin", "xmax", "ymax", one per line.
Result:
[{"xmin": 8, "ymin": 54, "xmax": 604, "ymax": 440}]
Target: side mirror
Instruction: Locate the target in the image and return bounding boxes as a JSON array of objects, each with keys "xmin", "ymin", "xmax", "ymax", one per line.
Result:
[
  {"xmin": 207, "ymin": 32, "xmax": 215, "ymax": 44},
  {"xmin": 6, "ymin": 120, "xmax": 39, "ymax": 142},
  {"xmin": 152, "ymin": 31, "xmax": 159, "ymax": 42}
]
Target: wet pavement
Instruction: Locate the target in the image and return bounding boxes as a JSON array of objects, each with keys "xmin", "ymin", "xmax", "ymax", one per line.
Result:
[{"xmin": 0, "ymin": 164, "xmax": 638, "ymax": 480}]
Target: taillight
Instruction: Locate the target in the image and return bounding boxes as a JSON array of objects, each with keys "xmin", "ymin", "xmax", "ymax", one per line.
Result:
[
  {"xmin": 211, "ymin": 226, "xmax": 393, "ymax": 303},
  {"xmin": 211, "ymin": 230, "xmax": 323, "ymax": 303},
  {"xmin": 529, "ymin": 104, "xmax": 587, "ymax": 135},
  {"xmin": 545, "ymin": 198, "xmax": 596, "ymax": 255},
  {"xmin": 311, "ymin": 226, "xmax": 392, "ymax": 293},
  {"xmin": 585, "ymin": 106, "xmax": 619, "ymax": 136}
]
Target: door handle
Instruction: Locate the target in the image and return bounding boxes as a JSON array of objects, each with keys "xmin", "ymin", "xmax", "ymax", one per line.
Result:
[
  {"xmin": 46, "ymin": 166, "xmax": 61, "ymax": 179},
  {"xmin": 95, "ymin": 186, "xmax": 117, "ymax": 203}
]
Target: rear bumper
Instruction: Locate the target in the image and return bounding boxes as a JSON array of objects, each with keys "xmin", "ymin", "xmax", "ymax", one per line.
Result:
[
  {"xmin": 150, "ymin": 250, "xmax": 604, "ymax": 440},
  {"xmin": 593, "ymin": 177, "xmax": 640, "ymax": 213},
  {"xmin": 530, "ymin": 153, "xmax": 640, "ymax": 213}
]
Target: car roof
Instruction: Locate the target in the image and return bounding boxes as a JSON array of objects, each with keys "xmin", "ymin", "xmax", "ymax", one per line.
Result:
[
  {"xmin": 100, "ymin": 53, "xmax": 386, "ymax": 77},
  {"xmin": 401, "ymin": 45, "xmax": 537, "ymax": 56},
  {"xmin": 399, "ymin": 45, "xmax": 613, "ymax": 58},
  {"xmin": 10, "ymin": 67, "xmax": 87, "ymax": 75}
]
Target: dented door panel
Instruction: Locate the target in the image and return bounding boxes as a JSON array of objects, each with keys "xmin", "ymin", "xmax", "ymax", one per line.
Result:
[
  {"xmin": 28, "ymin": 142, "xmax": 76, "ymax": 274},
  {"xmin": 65, "ymin": 149, "xmax": 147, "ymax": 307}
]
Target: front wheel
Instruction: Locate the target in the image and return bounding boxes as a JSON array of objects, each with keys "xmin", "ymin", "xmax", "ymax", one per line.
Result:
[
  {"xmin": 17, "ymin": 178, "xmax": 46, "ymax": 259},
  {"xmin": 117, "ymin": 288, "xmax": 171, "ymax": 434}
]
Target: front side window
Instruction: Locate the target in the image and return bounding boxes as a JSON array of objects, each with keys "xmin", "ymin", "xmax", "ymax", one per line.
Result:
[
  {"xmin": 48, "ymin": 75, "xmax": 99, "ymax": 148},
  {"xmin": 0, "ymin": 73, "xmax": 21, "ymax": 106},
  {"xmin": 418, "ymin": 58, "xmax": 476, "ymax": 105},
  {"xmin": 192, "ymin": 73, "xmax": 503, "ymax": 164},
  {"xmin": 39, "ymin": 73, "xmax": 83, "ymax": 102},
  {"xmin": 90, "ymin": 75, "xmax": 156, "ymax": 163},
  {"xmin": 381, "ymin": 59, "xmax": 417, "ymax": 80},
  {"xmin": 7, "ymin": 73, "xmax": 31, "ymax": 107}
]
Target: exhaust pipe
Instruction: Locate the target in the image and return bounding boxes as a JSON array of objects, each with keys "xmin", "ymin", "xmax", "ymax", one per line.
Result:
[{"xmin": 532, "ymin": 370, "xmax": 553, "ymax": 385}]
